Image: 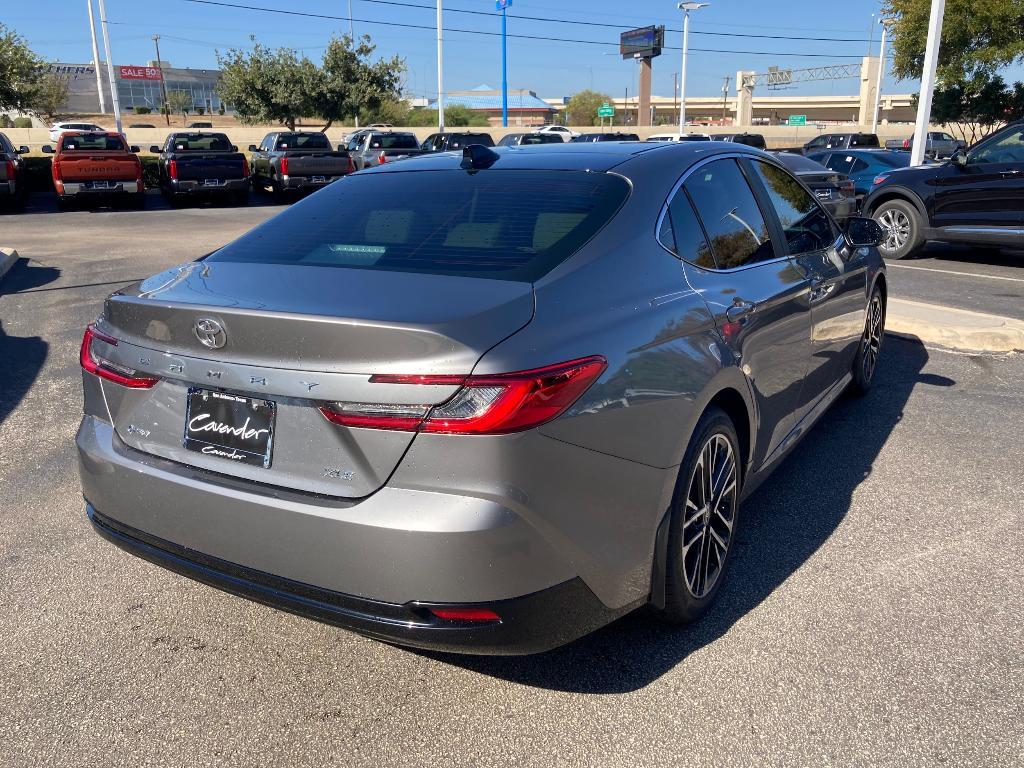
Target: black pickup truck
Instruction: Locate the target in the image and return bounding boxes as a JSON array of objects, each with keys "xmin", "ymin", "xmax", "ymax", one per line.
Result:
[
  {"xmin": 0, "ymin": 132, "xmax": 30, "ymax": 211},
  {"xmin": 249, "ymin": 131, "xmax": 350, "ymax": 198},
  {"xmin": 342, "ymin": 130, "xmax": 424, "ymax": 170},
  {"xmin": 150, "ymin": 132, "xmax": 249, "ymax": 205}
]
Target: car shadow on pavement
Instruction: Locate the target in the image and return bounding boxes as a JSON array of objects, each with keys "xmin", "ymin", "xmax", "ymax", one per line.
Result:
[{"xmin": 424, "ymin": 335, "xmax": 944, "ymax": 693}]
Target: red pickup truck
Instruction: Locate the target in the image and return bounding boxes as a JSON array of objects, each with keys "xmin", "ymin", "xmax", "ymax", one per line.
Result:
[{"xmin": 42, "ymin": 132, "xmax": 144, "ymax": 209}]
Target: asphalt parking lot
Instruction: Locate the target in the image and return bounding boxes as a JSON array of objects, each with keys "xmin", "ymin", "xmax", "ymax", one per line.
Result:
[{"xmin": 1, "ymin": 202, "xmax": 1022, "ymax": 767}]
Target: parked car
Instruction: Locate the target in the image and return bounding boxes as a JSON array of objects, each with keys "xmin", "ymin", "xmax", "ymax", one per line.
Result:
[
  {"xmin": 127, "ymin": 123, "xmax": 156, "ymax": 129},
  {"xmin": 248, "ymin": 131, "xmax": 350, "ymax": 199},
  {"xmin": 883, "ymin": 131, "xmax": 966, "ymax": 159},
  {"xmin": 806, "ymin": 149, "xmax": 911, "ymax": 196},
  {"xmin": 864, "ymin": 120, "xmax": 1024, "ymax": 259},
  {"xmin": 343, "ymin": 130, "xmax": 423, "ymax": 170},
  {"xmin": 798, "ymin": 132, "xmax": 880, "ymax": 155},
  {"xmin": 716, "ymin": 133, "xmax": 767, "ymax": 150},
  {"xmin": 41, "ymin": 132, "xmax": 144, "ymax": 210},
  {"xmin": 571, "ymin": 132, "xmax": 640, "ymax": 142},
  {"xmin": 496, "ymin": 132, "xmax": 564, "ymax": 147},
  {"xmin": 773, "ymin": 152, "xmax": 856, "ymax": 223},
  {"xmin": 420, "ymin": 131, "xmax": 495, "ymax": 152},
  {"xmin": 534, "ymin": 125, "xmax": 578, "ymax": 141},
  {"xmin": 187, "ymin": 121, "xmax": 214, "ymax": 129},
  {"xmin": 150, "ymin": 132, "xmax": 249, "ymax": 205},
  {"xmin": 49, "ymin": 121, "xmax": 105, "ymax": 143},
  {"xmin": 0, "ymin": 132, "xmax": 30, "ymax": 211},
  {"xmin": 77, "ymin": 141, "xmax": 886, "ymax": 655},
  {"xmin": 646, "ymin": 133, "xmax": 712, "ymax": 142}
]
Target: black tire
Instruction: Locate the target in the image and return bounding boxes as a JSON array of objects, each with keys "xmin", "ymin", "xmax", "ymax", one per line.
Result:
[
  {"xmin": 233, "ymin": 190, "xmax": 250, "ymax": 206},
  {"xmin": 271, "ymin": 178, "xmax": 287, "ymax": 204},
  {"xmin": 56, "ymin": 196, "xmax": 75, "ymax": 212},
  {"xmin": 872, "ymin": 199, "xmax": 923, "ymax": 260},
  {"xmin": 849, "ymin": 286, "xmax": 886, "ymax": 396},
  {"xmin": 655, "ymin": 406, "xmax": 742, "ymax": 625}
]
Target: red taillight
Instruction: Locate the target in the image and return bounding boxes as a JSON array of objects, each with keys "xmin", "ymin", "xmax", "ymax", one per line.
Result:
[
  {"xmin": 378, "ymin": 151, "xmax": 387, "ymax": 164},
  {"xmin": 51, "ymin": 159, "xmax": 62, "ymax": 182},
  {"xmin": 428, "ymin": 607, "xmax": 501, "ymax": 623},
  {"xmin": 346, "ymin": 155, "xmax": 355, "ymax": 174},
  {"xmin": 319, "ymin": 356, "xmax": 607, "ymax": 435},
  {"xmin": 903, "ymin": 139, "xmax": 910, "ymax": 148},
  {"xmin": 168, "ymin": 159, "xmax": 178, "ymax": 180},
  {"xmin": 80, "ymin": 325, "xmax": 159, "ymax": 389},
  {"xmin": 4, "ymin": 159, "xmax": 15, "ymax": 180},
  {"xmin": 135, "ymin": 158, "xmax": 144, "ymax": 187},
  {"xmin": 839, "ymin": 179, "xmax": 855, "ymax": 196},
  {"xmin": 278, "ymin": 156, "xmax": 287, "ymax": 176}
]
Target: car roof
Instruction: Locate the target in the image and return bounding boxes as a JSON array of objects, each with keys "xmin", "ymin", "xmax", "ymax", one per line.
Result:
[
  {"xmin": 60, "ymin": 131, "xmax": 123, "ymax": 138},
  {"xmin": 366, "ymin": 141, "xmax": 760, "ymax": 174}
]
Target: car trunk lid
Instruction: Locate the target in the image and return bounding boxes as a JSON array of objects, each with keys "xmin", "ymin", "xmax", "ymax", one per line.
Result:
[
  {"xmin": 58, "ymin": 153, "xmax": 138, "ymax": 181},
  {"xmin": 173, "ymin": 153, "xmax": 246, "ymax": 181}
]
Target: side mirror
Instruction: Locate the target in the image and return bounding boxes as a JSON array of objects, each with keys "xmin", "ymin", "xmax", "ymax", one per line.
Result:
[
  {"xmin": 18, "ymin": 145, "xmax": 29, "ymax": 154},
  {"xmin": 129, "ymin": 145, "xmax": 140, "ymax": 153},
  {"xmin": 337, "ymin": 144, "xmax": 346, "ymax": 152},
  {"xmin": 951, "ymin": 149, "xmax": 968, "ymax": 167},
  {"xmin": 843, "ymin": 216, "xmax": 885, "ymax": 248},
  {"xmin": 231, "ymin": 145, "xmax": 239, "ymax": 152},
  {"xmin": 41, "ymin": 145, "xmax": 54, "ymax": 154},
  {"xmin": 248, "ymin": 144, "xmax": 259, "ymax": 152},
  {"xmin": 149, "ymin": 145, "xmax": 162, "ymax": 153}
]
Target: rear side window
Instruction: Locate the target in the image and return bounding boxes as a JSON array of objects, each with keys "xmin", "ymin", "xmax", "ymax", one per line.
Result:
[
  {"xmin": 659, "ymin": 190, "xmax": 716, "ymax": 269},
  {"xmin": 748, "ymin": 160, "xmax": 836, "ymax": 255},
  {"xmin": 369, "ymin": 133, "xmax": 418, "ymax": 150},
  {"xmin": 683, "ymin": 159, "xmax": 775, "ymax": 269},
  {"xmin": 208, "ymin": 170, "xmax": 630, "ymax": 282},
  {"xmin": 61, "ymin": 135, "xmax": 127, "ymax": 151},
  {"xmin": 276, "ymin": 133, "xmax": 330, "ymax": 150},
  {"xmin": 851, "ymin": 134, "xmax": 879, "ymax": 147}
]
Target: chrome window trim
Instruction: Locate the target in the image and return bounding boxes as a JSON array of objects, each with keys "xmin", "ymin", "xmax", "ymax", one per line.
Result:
[{"xmin": 654, "ymin": 151, "xmax": 793, "ymax": 274}]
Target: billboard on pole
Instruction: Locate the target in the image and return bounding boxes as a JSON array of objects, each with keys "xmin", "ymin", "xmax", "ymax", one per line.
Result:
[{"xmin": 620, "ymin": 26, "xmax": 664, "ymax": 60}]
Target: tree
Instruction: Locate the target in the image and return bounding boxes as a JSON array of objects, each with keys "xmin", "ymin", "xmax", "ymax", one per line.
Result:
[
  {"xmin": 217, "ymin": 40, "xmax": 320, "ymax": 130},
  {"xmin": 311, "ymin": 35, "xmax": 405, "ymax": 131},
  {"xmin": 0, "ymin": 23, "xmax": 44, "ymax": 113},
  {"xmin": 566, "ymin": 90, "xmax": 613, "ymax": 127},
  {"xmin": 884, "ymin": 0, "xmax": 1024, "ymax": 83},
  {"xmin": 405, "ymin": 105, "xmax": 489, "ymax": 127},
  {"xmin": 165, "ymin": 90, "xmax": 193, "ymax": 125},
  {"xmin": 359, "ymin": 98, "xmax": 412, "ymax": 126},
  {"xmin": 928, "ymin": 73, "xmax": 1024, "ymax": 144},
  {"xmin": 29, "ymin": 73, "xmax": 70, "ymax": 123}
]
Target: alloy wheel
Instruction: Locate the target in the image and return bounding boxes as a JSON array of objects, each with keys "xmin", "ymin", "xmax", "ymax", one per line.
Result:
[
  {"xmin": 877, "ymin": 208, "xmax": 910, "ymax": 253},
  {"xmin": 682, "ymin": 433, "xmax": 737, "ymax": 598},
  {"xmin": 861, "ymin": 294, "xmax": 884, "ymax": 384}
]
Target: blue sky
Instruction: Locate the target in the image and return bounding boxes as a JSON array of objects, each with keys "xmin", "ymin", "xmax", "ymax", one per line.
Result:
[{"xmin": 9, "ymin": 0, "xmax": 933, "ymax": 100}]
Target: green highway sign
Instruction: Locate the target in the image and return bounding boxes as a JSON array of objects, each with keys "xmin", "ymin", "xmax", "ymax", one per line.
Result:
[
  {"xmin": 597, "ymin": 103, "xmax": 615, "ymax": 118},
  {"xmin": 788, "ymin": 115, "xmax": 807, "ymax": 126}
]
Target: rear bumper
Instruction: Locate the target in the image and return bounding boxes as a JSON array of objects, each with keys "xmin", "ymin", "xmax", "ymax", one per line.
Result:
[
  {"xmin": 0, "ymin": 180, "xmax": 16, "ymax": 196},
  {"xmin": 168, "ymin": 178, "xmax": 248, "ymax": 195},
  {"xmin": 60, "ymin": 180, "xmax": 140, "ymax": 196},
  {"xmin": 87, "ymin": 504, "xmax": 624, "ymax": 655},
  {"xmin": 280, "ymin": 174, "xmax": 344, "ymax": 190}
]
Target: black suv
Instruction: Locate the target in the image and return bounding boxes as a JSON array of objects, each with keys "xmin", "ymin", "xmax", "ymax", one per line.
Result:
[
  {"xmin": 863, "ymin": 121, "xmax": 1024, "ymax": 259},
  {"xmin": 420, "ymin": 131, "xmax": 495, "ymax": 152},
  {"xmin": 717, "ymin": 133, "xmax": 767, "ymax": 150},
  {"xmin": 570, "ymin": 132, "xmax": 640, "ymax": 143},
  {"xmin": 801, "ymin": 132, "xmax": 879, "ymax": 155}
]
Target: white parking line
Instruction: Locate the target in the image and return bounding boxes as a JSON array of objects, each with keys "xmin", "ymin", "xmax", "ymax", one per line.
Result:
[{"xmin": 887, "ymin": 263, "xmax": 1024, "ymax": 283}]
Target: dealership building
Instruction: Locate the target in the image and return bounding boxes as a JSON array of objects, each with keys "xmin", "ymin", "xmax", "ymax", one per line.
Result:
[{"xmin": 50, "ymin": 61, "xmax": 227, "ymax": 115}]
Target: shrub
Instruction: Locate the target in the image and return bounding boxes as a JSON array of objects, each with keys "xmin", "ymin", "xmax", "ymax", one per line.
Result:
[
  {"xmin": 196, "ymin": 106, "xmax": 205, "ymax": 115},
  {"xmin": 133, "ymin": 106, "xmax": 152, "ymax": 114},
  {"xmin": 0, "ymin": 115, "xmax": 12, "ymax": 128},
  {"xmin": 218, "ymin": 104, "xmax": 225, "ymax": 115},
  {"xmin": 13, "ymin": 117, "xmax": 32, "ymax": 128}
]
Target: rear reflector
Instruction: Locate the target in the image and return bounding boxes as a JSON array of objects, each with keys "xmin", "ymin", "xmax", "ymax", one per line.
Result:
[
  {"xmin": 428, "ymin": 607, "xmax": 501, "ymax": 622},
  {"xmin": 320, "ymin": 356, "xmax": 606, "ymax": 435},
  {"xmin": 80, "ymin": 325, "xmax": 159, "ymax": 389}
]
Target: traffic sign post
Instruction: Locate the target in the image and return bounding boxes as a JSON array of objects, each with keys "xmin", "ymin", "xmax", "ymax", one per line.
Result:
[
  {"xmin": 597, "ymin": 103, "xmax": 615, "ymax": 130},
  {"xmin": 788, "ymin": 115, "xmax": 807, "ymax": 126}
]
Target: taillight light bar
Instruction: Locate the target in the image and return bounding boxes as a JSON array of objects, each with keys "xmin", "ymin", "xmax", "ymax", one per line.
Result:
[
  {"xmin": 320, "ymin": 356, "xmax": 606, "ymax": 436},
  {"xmin": 168, "ymin": 159, "xmax": 178, "ymax": 180},
  {"xmin": 4, "ymin": 159, "xmax": 15, "ymax": 180},
  {"xmin": 278, "ymin": 156, "xmax": 288, "ymax": 176},
  {"xmin": 80, "ymin": 325, "xmax": 159, "ymax": 389}
]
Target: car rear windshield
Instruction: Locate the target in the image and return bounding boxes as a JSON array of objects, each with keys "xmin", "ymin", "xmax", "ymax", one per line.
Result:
[
  {"xmin": 61, "ymin": 134, "xmax": 127, "ymax": 151},
  {"xmin": 776, "ymin": 153, "xmax": 829, "ymax": 172},
  {"xmin": 369, "ymin": 133, "xmax": 419, "ymax": 150},
  {"xmin": 851, "ymin": 134, "xmax": 880, "ymax": 147},
  {"xmin": 276, "ymin": 133, "xmax": 331, "ymax": 150},
  {"xmin": 170, "ymin": 134, "xmax": 233, "ymax": 151},
  {"xmin": 208, "ymin": 169, "xmax": 631, "ymax": 282}
]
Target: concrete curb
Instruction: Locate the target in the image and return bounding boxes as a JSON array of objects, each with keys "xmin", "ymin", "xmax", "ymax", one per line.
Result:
[
  {"xmin": 887, "ymin": 298, "xmax": 1024, "ymax": 354},
  {"xmin": 0, "ymin": 248, "xmax": 18, "ymax": 283}
]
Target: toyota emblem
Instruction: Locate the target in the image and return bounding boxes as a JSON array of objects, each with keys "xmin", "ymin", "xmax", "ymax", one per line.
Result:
[{"xmin": 193, "ymin": 317, "xmax": 226, "ymax": 349}]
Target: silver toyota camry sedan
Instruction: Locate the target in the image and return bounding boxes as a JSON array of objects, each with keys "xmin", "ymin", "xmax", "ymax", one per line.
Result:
[{"xmin": 77, "ymin": 141, "xmax": 887, "ymax": 654}]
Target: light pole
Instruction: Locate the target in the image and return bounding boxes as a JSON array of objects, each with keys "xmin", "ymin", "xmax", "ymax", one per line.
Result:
[
  {"xmin": 910, "ymin": 0, "xmax": 945, "ymax": 166},
  {"xmin": 436, "ymin": 0, "xmax": 444, "ymax": 132},
  {"xmin": 678, "ymin": 2, "xmax": 709, "ymax": 135},
  {"xmin": 871, "ymin": 19, "xmax": 891, "ymax": 134},
  {"xmin": 86, "ymin": 0, "xmax": 107, "ymax": 114},
  {"xmin": 152, "ymin": 35, "xmax": 170, "ymax": 126},
  {"xmin": 96, "ymin": 0, "xmax": 122, "ymax": 133},
  {"xmin": 497, "ymin": 0, "xmax": 511, "ymax": 127}
]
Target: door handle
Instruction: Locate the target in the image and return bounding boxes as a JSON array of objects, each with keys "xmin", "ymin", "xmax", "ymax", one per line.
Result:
[
  {"xmin": 809, "ymin": 279, "xmax": 837, "ymax": 302},
  {"xmin": 725, "ymin": 299, "xmax": 756, "ymax": 322},
  {"xmin": 1000, "ymin": 169, "xmax": 1022, "ymax": 177}
]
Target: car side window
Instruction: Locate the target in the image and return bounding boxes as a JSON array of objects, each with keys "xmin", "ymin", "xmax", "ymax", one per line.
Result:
[
  {"xmin": 683, "ymin": 158, "xmax": 776, "ymax": 269},
  {"xmin": 970, "ymin": 126, "xmax": 1024, "ymax": 164},
  {"xmin": 659, "ymin": 187, "xmax": 716, "ymax": 269},
  {"xmin": 347, "ymin": 136, "xmax": 363, "ymax": 152},
  {"xmin": 824, "ymin": 154, "xmax": 854, "ymax": 174},
  {"xmin": 748, "ymin": 160, "xmax": 836, "ymax": 256},
  {"xmin": 849, "ymin": 157, "xmax": 869, "ymax": 173},
  {"xmin": 807, "ymin": 136, "xmax": 827, "ymax": 149},
  {"xmin": 261, "ymin": 134, "xmax": 273, "ymax": 151}
]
